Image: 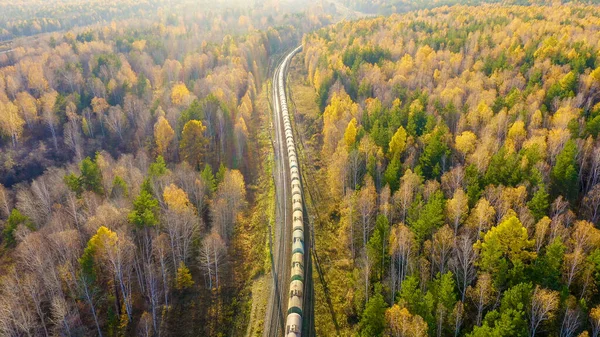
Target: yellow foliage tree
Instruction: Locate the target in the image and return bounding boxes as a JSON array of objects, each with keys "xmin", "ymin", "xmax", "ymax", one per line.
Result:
[
  {"xmin": 322, "ymin": 91, "xmax": 358, "ymax": 157},
  {"xmin": 385, "ymin": 304, "xmax": 428, "ymax": 337},
  {"xmin": 27, "ymin": 63, "xmax": 48, "ymax": 94},
  {"xmin": 132, "ymin": 40, "xmax": 147, "ymax": 52},
  {"xmin": 455, "ymin": 131, "xmax": 477, "ymax": 157},
  {"xmin": 163, "ymin": 183, "xmax": 193, "ymax": 213},
  {"xmin": 175, "ymin": 261, "xmax": 194, "ymax": 290},
  {"xmin": 171, "ymin": 83, "xmax": 191, "ymax": 106},
  {"xmin": 466, "ymin": 198, "xmax": 496, "ymax": 237},
  {"xmin": 529, "ymin": 286, "xmax": 560, "ymax": 336},
  {"xmin": 344, "ymin": 118, "xmax": 358, "ymax": 149},
  {"xmin": 91, "ymin": 97, "xmax": 109, "ymax": 115},
  {"xmin": 89, "ymin": 226, "xmax": 118, "ymax": 255},
  {"xmin": 154, "ymin": 116, "xmax": 174, "ymax": 156},
  {"xmin": 0, "ymin": 101, "xmax": 25, "ymax": 147},
  {"xmin": 15, "ymin": 91, "xmax": 38, "ymax": 126},
  {"xmin": 389, "ymin": 125, "xmax": 408, "ymax": 159},
  {"xmin": 446, "ymin": 189, "xmax": 469, "ymax": 234},
  {"xmin": 507, "ymin": 120, "xmax": 527, "ymax": 148},
  {"xmin": 590, "ymin": 304, "xmax": 600, "ymax": 337},
  {"xmin": 180, "ymin": 120, "xmax": 207, "ymax": 169}
]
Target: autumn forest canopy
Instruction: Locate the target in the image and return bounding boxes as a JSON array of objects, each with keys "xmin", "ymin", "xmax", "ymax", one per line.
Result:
[{"xmin": 3, "ymin": 0, "xmax": 600, "ymax": 336}]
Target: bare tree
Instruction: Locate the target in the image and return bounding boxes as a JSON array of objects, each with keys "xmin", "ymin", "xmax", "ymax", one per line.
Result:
[
  {"xmin": 143, "ymin": 262, "xmax": 162, "ymax": 334},
  {"xmin": 583, "ymin": 184, "xmax": 600, "ymax": 224},
  {"xmin": 0, "ymin": 183, "xmax": 12, "ymax": 218},
  {"xmin": 22, "ymin": 273, "xmax": 49, "ymax": 337},
  {"xmin": 40, "ymin": 91, "xmax": 59, "ymax": 150},
  {"xmin": 76, "ymin": 273, "xmax": 103, "ymax": 337},
  {"xmin": 198, "ymin": 231, "xmax": 227, "ymax": 290},
  {"xmin": 64, "ymin": 106, "xmax": 83, "ymax": 162},
  {"xmin": 65, "ymin": 190, "xmax": 83, "ymax": 228},
  {"xmin": 16, "ymin": 167, "xmax": 67, "ymax": 227},
  {"xmin": 49, "ymin": 296, "xmax": 76, "ymax": 337},
  {"xmin": 360, "ymin": 248, "xmax": 372, "ymax": 304},
  {"xmin": 379, "ymin": 184, "xmax": 392, "ymax": 223},
  {"xmin": 560, "ymin": 304, "xmax": 581, "ymax": 337},
  {"xmin": 163, "ymin": 208, "xmax": 200, "ymax": 267},
  {"xmin": 564, "ymin": 221, "xmax": 600, "ymax": 289},
  {"xmin": 432, "ymin": 225, "xmax": 455, "ymax": 275},
  {"xmin": 357, "ymin": 176, "xmax": 376, "ymax": 251},
  {"xmin": 390, "ymin": 224, "xmax": 415, "ymax": 297},
  {"xmin": 586, "ymin": 146, "xmax": 600, "ymax": 193},
  {"xmin": 529, "ymin": 286, "xmax": 559, "ymax": 337},
  {"xmin": 47, "ymin": 229, "xmax": 82, "ymax": 308},
  {"xmin": 138, "ymin": 312, "xmax": 154, "ymax": 337},
  {"xmin": 0, "ymin": 268, "xmax": 39, "ymax": 337},
  {"xmin": 173, "ymin": 163, "xmax": 208, "ymax": 216},
  {"xmin": 564, "ymin": 248, "xmax": 585, "ymax": 290},
  {"xmin": 348, "ymin": 148, "xmax": 364, "ymax": 190},
  {"xmin": 106, "ymin": 105, "xmax": 126, "ymax": 141},
  {"xmin": 393, "ymin": 169, "xmax": 421, "ymax": 222},
  {"xmin": 210, "ymin": 170, "xmax": 246, "ymax": 242},
  {"xmin": 467, "ymin": 273, "xmax": 495, "ymax": 326},
  {"xmin": 450, "ymin": 235, "xmax": 477, "ymax": 302},
  {"xmin": 441, "ymin": 165, "xmax": 465, "ymax": 197},
  {"xmin": 153, "ymin": 233, "xmax": 171, "ymax": 307},
  {"xmin": 99, "ymin": 230, "xmax": 136, "ymax": 322}
]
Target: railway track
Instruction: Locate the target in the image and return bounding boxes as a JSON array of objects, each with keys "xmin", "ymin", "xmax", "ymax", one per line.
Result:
[
  {"xmin": 264, "ymin": 46, "xmax": 309, "ymax": 337},
  {"xmin": 0, "ymin": 39, "xmax": 14, "ymax": 55}
]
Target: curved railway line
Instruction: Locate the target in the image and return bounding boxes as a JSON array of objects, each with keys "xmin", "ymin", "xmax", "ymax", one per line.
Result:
[
  {"xmin": 279, "ymin": 46, "xmax": 305, "ymax": 337},
  {"xmin": 264, "ymin": 46, "xmax": 309, "ymax": 337}
]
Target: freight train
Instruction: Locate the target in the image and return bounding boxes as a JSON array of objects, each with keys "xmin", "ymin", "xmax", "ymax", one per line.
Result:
[{"xmin": 278, "ymin": 46, "xmax": 305, "ymax": 337}]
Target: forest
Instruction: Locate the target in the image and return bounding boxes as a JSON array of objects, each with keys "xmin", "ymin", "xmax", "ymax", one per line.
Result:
[
  {"xmin": 337, "ymin": 0, "xmax": 600, "ymax": 15},
  {"xmin": 297, "ymin": 3, "xmax": 600, "ymax": 336},
  {"xmin": 0, "ymin": 0, "xmax": 326, "ymax": 40},
  {"xmin": 4, "ymin": 0, "xmax": 600, "ymax": 336},
  {"xmin": 0, "ymin": 0, "xmax": 333, "ymax": 336}
]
